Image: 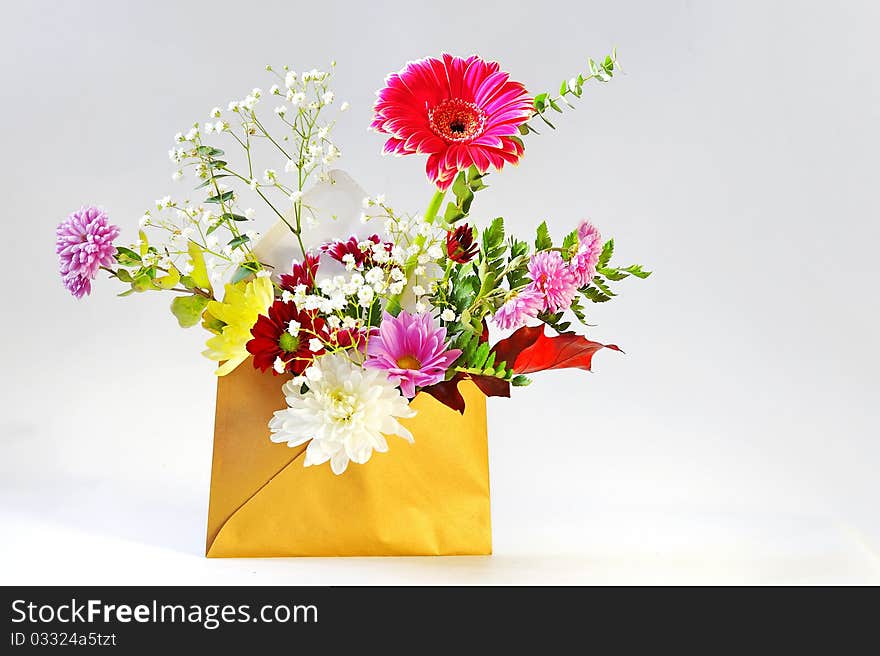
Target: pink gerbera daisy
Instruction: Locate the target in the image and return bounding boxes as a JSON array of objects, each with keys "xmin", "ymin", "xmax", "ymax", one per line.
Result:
[
  {"xmin": 569, "ymin": 220, "xmax": 603, "ymax": 287},
  {"xmin": 372, "ymin": 54, "xmax": 533, "ymax": 190},
  {"xmin": 528, "ymin": 251, "xmax": 577, "ymax": 313},
  {"xmin": 365, "ymin": 311, "xmax": 462, "ymax": 398}
]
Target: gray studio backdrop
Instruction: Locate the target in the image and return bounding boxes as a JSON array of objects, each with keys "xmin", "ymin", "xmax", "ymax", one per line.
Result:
[{"xmin": 1, "ymin": 1, "xmax": 878, "ymax": 583}]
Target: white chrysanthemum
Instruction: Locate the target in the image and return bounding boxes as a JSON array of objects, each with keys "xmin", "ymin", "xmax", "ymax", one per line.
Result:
[{"xmin": 268, "ymin": 353, "xmax": 416, "ymax": 475}]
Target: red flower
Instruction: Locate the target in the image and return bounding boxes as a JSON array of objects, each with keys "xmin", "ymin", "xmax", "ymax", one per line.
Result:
[
  {"xmin": 446, "ymin": 224, "xmax": 478, "ymax": 263},
  {"xmin": 279, "ymin": 253, "xmax": 319, "ymax": 292},
  {"xmin": 246, "ymin": 300, "xmax": 328, "ymax": 375},
  {"xmin": 372, "ymin": 54, "xmax": 533, "ymax": 190},
  {"xmin": 321, "ymin": 234, "xmax": 391, "ymax": 269}
]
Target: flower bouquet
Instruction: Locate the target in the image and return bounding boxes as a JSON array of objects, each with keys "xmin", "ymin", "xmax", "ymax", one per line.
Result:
[{"xmin": 57, "ymin": 52, "xmax": 649, "ymax": 556}]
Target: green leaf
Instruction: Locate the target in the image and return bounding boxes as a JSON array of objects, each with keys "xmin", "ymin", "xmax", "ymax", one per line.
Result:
[
  {"xmin": 221, "ymin": 213, "xmax": 249, "ymax": 222},
  {"xmin": 511, "ymin": 375, "xmax": 532, "ymax": 387},
  {"xmin": 196, "ymin": 145, "xmax": 224, "ymax": 157},
  {"xmin": 170, "ymin": 294, "xmax": 210, "ymax": 328},
  {"xmin": 561, "ymin": 229, "xmax": 579, "ymax": 259},
  {"xmin": 535, "ymin": 221, "xmax": 552, "ymax": 251},
  {"xmin": 583, "ymin": 286, "xmax": 612, "ymax": 303},
  {"xmin": 598, "ymin": 239, "xmax": 614, "ymax": 268},
  {"xmin": 621, "ymin": 264, "xmax": 652, "ymax": 279},
  {"xmin": 115, "ymin": 246, "xmax": 141, "ymax": 266},
  {"xmin": 115, "ymin": 269, "xmax": 133, "ymax": 283},
  {"xmin": 227, "ymin": 234, "xmax": 250, "ymax": 250},
  {"xmin": 187, "ymin": 241, "xmax": 211, "ymax": 290},
  {"xmin": 533, "ymin": 92, "xmax": 548, "ymax": 112},
  {"xmin": 205, "ymin": 191, "xmax": 234, "ymax": 204},
  {"xmin": 444, "ymin": 202, "xmax": 465, "ymax": 224},
  {"xmin": 194, "ymin": 175, "xmax": 229, "ymax": 189}
]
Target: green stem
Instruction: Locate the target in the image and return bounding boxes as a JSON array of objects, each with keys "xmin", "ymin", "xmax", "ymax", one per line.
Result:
[
  {"xmin": 386, "ymin": 188, "xmax": 448, "ymax": 315},
  {"xmin": 423, "ymin": 189, "xmax": 445, "ymax": 226}
]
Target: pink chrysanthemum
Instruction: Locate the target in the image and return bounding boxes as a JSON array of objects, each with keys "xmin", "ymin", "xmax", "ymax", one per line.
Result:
[
  {"xmin": 372, "ymin": 54, "xmax": 533, "ymax": 190},
  {"xmin": 492, "ymin": 285, "xmax": 545, "ymax": 330},
  {"xmin": 56, "ymin": 206, "xmax": 119, "ymax": 298},
  {"xmin": 528, "ymin": 251, "xmax": 577, "ymax": 314},
  {"xmin": 569, "ymin": 220, "xmax": 603, "ymax": 287},
  {"xmin": 365, "ymin": 311, "xmax": 462, "ymax": 398}
]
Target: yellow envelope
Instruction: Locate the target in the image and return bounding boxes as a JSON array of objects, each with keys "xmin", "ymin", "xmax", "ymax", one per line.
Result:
[{"xmin": 205, "ymin": 362, "xmax": 492, "ymax": 557}]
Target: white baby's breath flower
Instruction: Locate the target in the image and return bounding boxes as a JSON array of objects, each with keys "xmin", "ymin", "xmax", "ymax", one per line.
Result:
[
  {"xmin": 327, "ymin": 315, "xmax": 341, "ymax": 329},
  {"xmin": 284, "ymin": 71, "xmax": 297, "ymax": 88},
  {"xmin": 281, "ymin": 290, "xmax": 294, "ymax": 303},
  {"xmin": 287, "ymin": 319, "xmax": 301, "ymax": 336},
  {"xmin": 203, "ymin": 122, "xmax": 214, "ymax": 134},
  {"xmin": 308, "ymin": 338, "xmax": 323, "ymax": 352},
  {"xmin": 427, "ymin": 245, "xmax": 443, "ymax": 259},
  {"xmin": 289, "ymin": 189, "xmax": 303, "ymax": 202},
  {"xmin": 210, "ymin": 107, "xmax": 221, "ymax": 118},
  {"xmin": 274, "ymin": 105, "xmax": 288, "ymax": 116},
  {"xmin": 269, "ymin": 84, "xmax": 280, "ymax": 95},
  {"xmin": 321, "ymin": 91, "xmax": 334, "ymax": 105},
  {"xmin": 185, "ymin": 127, "xmax": 198, "ymax": 141},
  {"xmin": 357, "ymin": 285, "xmax": 374, "ymax": 306},
  {"xmin": 415, "ymin": 300, "xmax": 427, "ymax": 313},
  {"xmin": 340, "ymin": 101, "xmax": 350, "ymax": 112},
  {"xmin": 268, "ymin": 353, "xmax": 416, "ymax": 475},
  {"xmin": 174, "ymin": 132, "xmax": 185, "ymax": 143},
  {"xmin": 341, "ymin": 316, "xmax": 357, "ymax": 330},
  {"xmin": 284, "ymin": 158, "xmax": 297, "ymax": 173},
  {"xmin": 172, "ymin": 170, "xmax": 183, "ymax": 181},
  {"xmin": 263, "ymin": 169, "xmax": 277, "ymax": 183},
  {"xmin": 414, "ymin": 266, "xmax": 426, "ymax": 276},
  {"xmin": 412, "ymin": 285, "xmax": 426, "ymax": 297},
  {"xmin": 441, "ymin": 308, "xmax": 457, "ymax": 322},
  {"xmin": 273, "ymin": 357, "xmax": 286, "ymax": 374},
  {"xmin": 244, "ymin": 208, "xmax": 256, "ymax": 220}
]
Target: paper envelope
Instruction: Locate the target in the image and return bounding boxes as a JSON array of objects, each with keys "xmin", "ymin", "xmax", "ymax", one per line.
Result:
[{"xmin": 205, "ymin": 362, "xmax": 492, "ymax": 557}]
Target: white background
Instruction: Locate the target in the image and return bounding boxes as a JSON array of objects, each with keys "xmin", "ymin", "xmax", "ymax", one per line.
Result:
[{"xmin": 2, "ymin": 0, "xmax": 879, "ymax": 584}]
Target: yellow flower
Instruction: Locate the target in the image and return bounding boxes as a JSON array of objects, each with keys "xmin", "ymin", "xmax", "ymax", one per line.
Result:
[{"xmin": 202, "ymin": 276, "xmax": 274, "ymax": 376}]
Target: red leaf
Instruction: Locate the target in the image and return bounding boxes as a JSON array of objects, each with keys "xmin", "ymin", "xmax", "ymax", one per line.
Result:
[
  {"xmin": 471, "ymin": 374, "xmax": 511, "ymax": 399},
  {"xmin": 420, "ymin": 374, "xmax": 467, "ymax": 414},
  {"xmin": 420, "ymin": 372, "xmax": 510, "ymax": 414},
  {"xmin": 492, "ymin": 325, "xmax": 622, "ymax": 375}
]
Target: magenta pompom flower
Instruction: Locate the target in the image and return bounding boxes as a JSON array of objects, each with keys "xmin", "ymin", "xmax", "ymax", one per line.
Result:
[
  {"xmin": 365, "ymin": 311, "xmax": 462, "ymax": 398},
  {"xmin": 492, "ymin": 286, "xmax": 545, "ymax": 330},
  {"xmin": 569, "ymin": 221, "xmax": 602, "ymax": 287},
  {"xmin": 372, "ymin": 54, "xmax": 533, "ymax": 190},
  {"xmin": 528, "ymin": 251, "xmax": 577, "ymax": 314},
  {"xmin": 56, "ymin": 206, "xmax": 120, "ymax": 298}
]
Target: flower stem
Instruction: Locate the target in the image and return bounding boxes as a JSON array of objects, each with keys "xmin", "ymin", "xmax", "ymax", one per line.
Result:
[
  {"xmin": 386, "ymin": 187, "xmax": 448, "ymax": 315},
  {"xmin": 423, "ymin": 189, "xmax": 445, "ymax": 226}
]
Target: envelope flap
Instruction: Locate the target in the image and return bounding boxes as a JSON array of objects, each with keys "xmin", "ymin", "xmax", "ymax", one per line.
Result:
[{"xmin": 205, "ymin": 363, "xmax": 305, "ymax": 551}]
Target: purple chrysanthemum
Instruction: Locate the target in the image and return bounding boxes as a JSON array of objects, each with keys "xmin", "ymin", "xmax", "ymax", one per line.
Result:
[
  {"xmin": 365, "ymin": 311, "xmax": 462, "ymax": 398},
  {"xmin": 56, "ymin": 206, "xmax": 119, "ymax": 298}
]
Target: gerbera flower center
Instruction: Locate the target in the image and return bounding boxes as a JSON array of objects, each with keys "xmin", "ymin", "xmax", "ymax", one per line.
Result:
[
  {"xmin": 395, "ymin": 355, "xmax": 422, "ymax": 370},
  {"xmin": 278, "ymin": 332, "xmax": 300, "ymax": 353},
  {"xmin": 428, "ymin": 98, "xmax": 487, "ymax": 143}
]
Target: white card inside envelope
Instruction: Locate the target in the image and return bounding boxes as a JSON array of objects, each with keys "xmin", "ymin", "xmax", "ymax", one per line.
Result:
[{"xmin": 251, "ymin": 169, "xmax": 369, "ymax": 281}]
